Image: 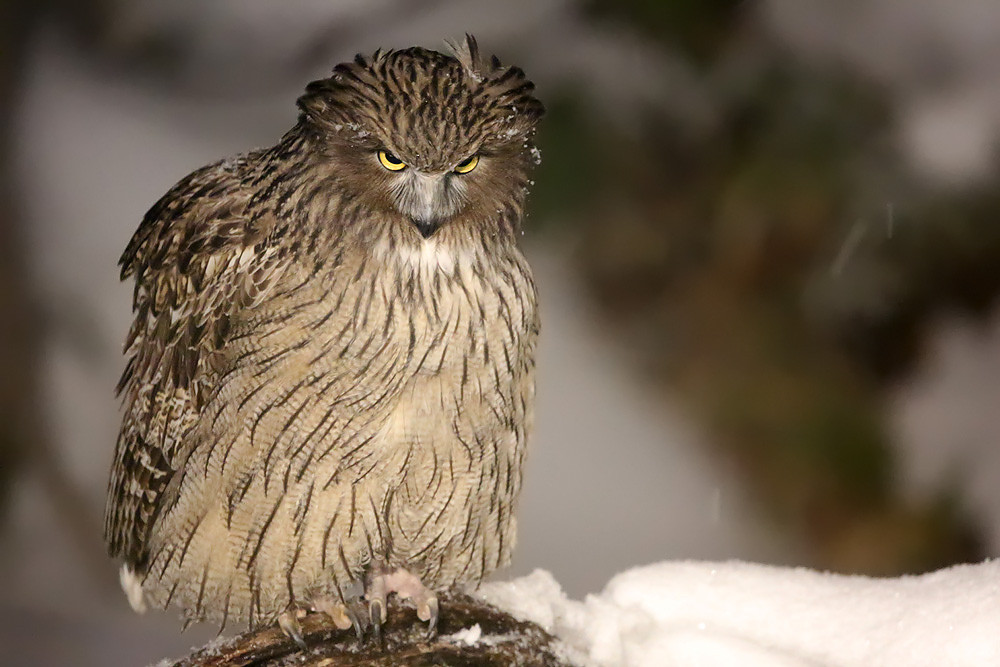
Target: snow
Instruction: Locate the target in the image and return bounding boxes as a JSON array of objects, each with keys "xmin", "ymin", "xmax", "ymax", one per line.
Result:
[
  {"xmin": 478, "ymin": 561, "xmax": 1000, "ymax": 667},
  {"xmin": 444, "ymin": 623, "xmax": 483, "ymax": 647}
]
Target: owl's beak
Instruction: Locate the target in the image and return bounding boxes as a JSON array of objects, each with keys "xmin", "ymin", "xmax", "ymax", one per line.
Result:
[
  {"xmin": 396, "ymin": 170, "xmax": 457, "ymax": 239},
  {"xmin": 411, "ymin": 217, "xmax": 441, "ymax": 239}
]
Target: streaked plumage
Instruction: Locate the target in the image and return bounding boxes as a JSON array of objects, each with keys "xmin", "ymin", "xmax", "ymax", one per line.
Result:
[{"xmin": 104, "ymin": 36, "xmax": 543, "ymax": 634}]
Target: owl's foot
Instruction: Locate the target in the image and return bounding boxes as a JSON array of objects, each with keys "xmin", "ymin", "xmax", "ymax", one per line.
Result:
[
  {"xmin": 365, "ymin": 568, "xmax": 440, "ymax": 638},
  {"xmin": 280, "ymin": 597, "xmax": 367, "ymax": 648},
  {"xmin": 277, "ymin": 609, "xmax": 307, "ymax": 650}
]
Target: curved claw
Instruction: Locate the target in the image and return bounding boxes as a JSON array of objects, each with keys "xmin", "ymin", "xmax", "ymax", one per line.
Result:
[
  {"xmin": 422, "ymin": 595, "xmax": 440, "ymax": 638},
  {"xmin": 346, "ymin": 601, "xmax": 367, "ymax": 642},
  {"xmin": 311, "ymin": 595, "xmax": 355, "ymax": 631},
  {"xmin": 277, "ymin": 610, "xmax": 308, "ymax": 650},
  {"xmin": 365, "ymin": 571, "xmax": 388, "ymax": 647},
  {"xmin": 369, "ymin": 598, "xmax": 384, "ymax": 646}
]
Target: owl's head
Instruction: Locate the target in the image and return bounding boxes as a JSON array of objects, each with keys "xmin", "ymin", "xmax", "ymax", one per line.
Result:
[{"xmin": 297, "ymin": 35, "xmax": 544, "ymax": 241}]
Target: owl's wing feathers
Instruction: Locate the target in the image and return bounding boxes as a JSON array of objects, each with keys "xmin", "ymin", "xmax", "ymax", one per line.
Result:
[{"xmin": 106, "ymin": 155, "xmax": 284, "ymax": 568}]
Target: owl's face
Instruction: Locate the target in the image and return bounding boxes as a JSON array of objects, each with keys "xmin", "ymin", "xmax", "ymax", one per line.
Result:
[
  {"xmin": 367, "ymin": 149, "xmax": 482, "ymax": 239},
  {"xmin": 297, "ymin": 37, "xmax": 544, "ymax": 241}
]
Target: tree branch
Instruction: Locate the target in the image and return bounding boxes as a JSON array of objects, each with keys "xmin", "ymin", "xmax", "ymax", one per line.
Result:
[{"xmin": 167, "ymin": 592, "xmax": 573, "ymax": 667}]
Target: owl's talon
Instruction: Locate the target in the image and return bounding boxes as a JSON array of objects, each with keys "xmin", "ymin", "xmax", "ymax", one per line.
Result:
[
  {"xmin": 277, "ymin": 610, "xmax": 308, "ymax": 650},
  {"xmin": 369, "ymin": 594, "xmax": 387, "ymax": 625},
  {"xmin": 422, "ymin": 595, "xmax": 439, "ymax": 637},
  {"xmin": 411, "ymin": 588, "xmax": 438, "ymax": 625},
  {"xmin": 367, "ymin": 575, "xmax": 387, "ymax": 647},
  {"xmin": 311, "ymin": 595, "xmax": 354, "ymax": 631},
  {"xmin": 370, "ymin": 599, "xmax": 384, "ymax": 646},
  {"xmin": 346, "ymin": 600, "xmax": 368, "ymax": 641}
]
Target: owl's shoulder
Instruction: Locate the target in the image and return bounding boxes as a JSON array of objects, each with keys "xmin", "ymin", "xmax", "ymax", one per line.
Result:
[
  {"xmin": 120, "ymin": 150, "xmax": 273, "ymax": 285},
  {"xmin": 115, "ymin": 149, "xmax": 287, "ymax": 408}
]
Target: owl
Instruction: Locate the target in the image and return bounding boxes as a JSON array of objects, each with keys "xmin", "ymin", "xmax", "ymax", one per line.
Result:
[{"xmin": 104, "ymin": 35, "xmax": 543, "ymax": 643}]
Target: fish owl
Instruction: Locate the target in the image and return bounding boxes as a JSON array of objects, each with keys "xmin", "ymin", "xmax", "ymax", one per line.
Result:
[{"xmin": 104, "ymin": 35, "xmax": 543, "ymax": 643}]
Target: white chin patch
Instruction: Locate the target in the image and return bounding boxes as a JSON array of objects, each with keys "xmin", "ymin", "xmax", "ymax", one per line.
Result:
[
  {"xmin": 119, "ymin": 564, "xmax": 148, "ymax": 613},
  {"xmin": 397, "ymin": 238, "xmax": 459, "ymax": 274}
]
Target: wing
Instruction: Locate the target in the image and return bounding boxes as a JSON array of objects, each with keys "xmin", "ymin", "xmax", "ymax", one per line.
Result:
[{"xmin": 104, "ymin": 153, "xmax": 283, "ymax": 569}]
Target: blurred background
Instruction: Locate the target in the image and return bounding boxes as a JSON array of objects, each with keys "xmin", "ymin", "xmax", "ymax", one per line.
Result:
[{"xmin": 3, "ymin": 0, "xmax": 1000, "ymax": 664}]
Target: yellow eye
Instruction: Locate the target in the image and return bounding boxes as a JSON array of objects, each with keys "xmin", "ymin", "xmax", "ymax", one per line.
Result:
[
  {"xmin": 378, "ymin": 150, "xmax": 406, "ymax": 171},
  {"xmin": 454, "ymin": 154, "xmax": 479, "ymax": 174}
]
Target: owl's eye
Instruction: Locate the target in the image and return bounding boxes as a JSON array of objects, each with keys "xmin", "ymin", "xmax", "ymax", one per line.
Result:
[
  {"xmin": 378, "ymin": 150, "xmax": 406, "ymax": 171},
  {"xmin": 454, "ymin": 155, "xmax": 479, "ymax": 174}
]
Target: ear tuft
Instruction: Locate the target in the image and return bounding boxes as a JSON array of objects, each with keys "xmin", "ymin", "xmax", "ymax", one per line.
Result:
[{"xmin": 447, "ymin": 33, "xmax": 489, "ymax": 81}]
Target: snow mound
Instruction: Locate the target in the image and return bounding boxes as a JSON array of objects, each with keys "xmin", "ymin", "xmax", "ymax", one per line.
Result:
[{"xmin": 478, "ymin": 560, "xmax": 1000, "ymax": 666}]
